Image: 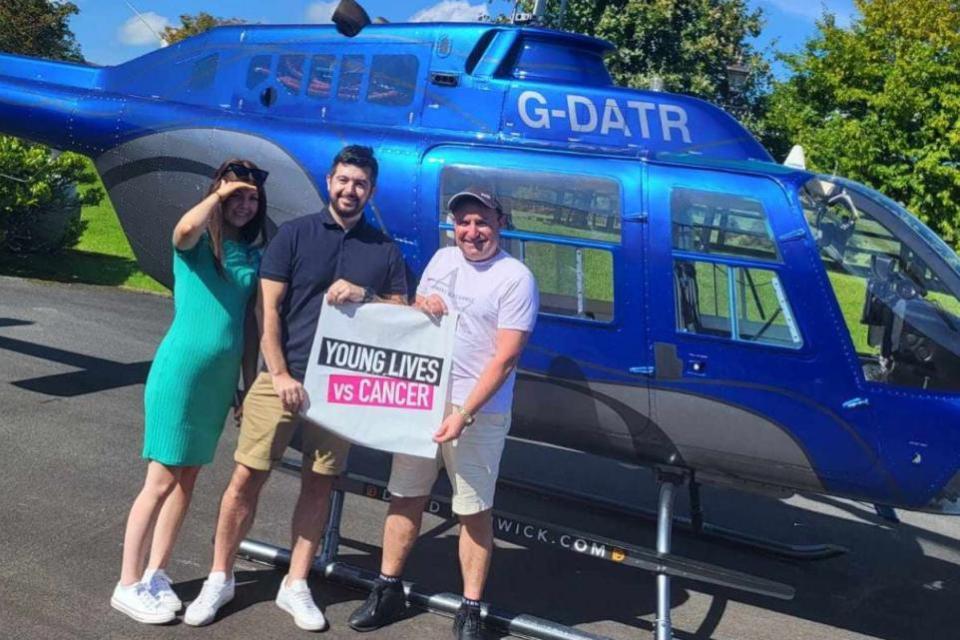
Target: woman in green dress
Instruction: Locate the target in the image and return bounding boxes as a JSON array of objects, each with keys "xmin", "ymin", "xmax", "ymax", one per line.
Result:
[{"xmin": 111, "ymin": 160, "xmax": 268, "ymax": 624}]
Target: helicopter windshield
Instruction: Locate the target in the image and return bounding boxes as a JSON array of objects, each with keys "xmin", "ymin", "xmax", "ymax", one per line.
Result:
[{"xmin": 800, "ymin": 176, "xmax": 960, "ymax": 392}]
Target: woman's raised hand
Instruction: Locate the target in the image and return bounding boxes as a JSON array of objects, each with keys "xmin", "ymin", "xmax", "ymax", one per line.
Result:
[{"xmin": 214, "ymin": 179, "xmax": 258, "ymax": 202}]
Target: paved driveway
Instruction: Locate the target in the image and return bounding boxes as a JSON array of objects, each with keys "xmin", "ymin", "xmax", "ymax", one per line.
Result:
[{"xmin": 0, "ymin": 276, "xmax": 958, "ymax": 640}]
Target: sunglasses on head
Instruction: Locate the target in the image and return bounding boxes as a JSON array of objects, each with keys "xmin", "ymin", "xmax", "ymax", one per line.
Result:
[{"xmin": 225, "ymin": 163, "xmax": 269, "ymax": 185}]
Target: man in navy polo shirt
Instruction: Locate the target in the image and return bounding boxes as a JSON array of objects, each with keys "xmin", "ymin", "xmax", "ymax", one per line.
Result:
[{"xmin": 185, "ymin": 145, "xmax": 407, "ymax": 631}]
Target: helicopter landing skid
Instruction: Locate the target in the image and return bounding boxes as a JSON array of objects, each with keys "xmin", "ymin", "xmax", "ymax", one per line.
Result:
[
  {"xmin": 496, "ymin": 473, "xmax": 848, "ymax": 561},
  {"xmin": 237, "ymin": 459, "xmax": 794, "ymax": 640}
]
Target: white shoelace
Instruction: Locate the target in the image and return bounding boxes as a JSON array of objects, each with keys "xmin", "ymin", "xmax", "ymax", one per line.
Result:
[
  {"xmin": 134, "ymin": 583, "xmax": 163, "ymax": 610},
  {"xmin": 148, "ymin": 572, "xmax": 173, "ymax": 595},
  {"xmin": 195, "ymin": 580, "xmax": 227, "ymax": 607},
  {"xmin": 289, "ymin": 587, "xmax": 319, "ymax": 613}
]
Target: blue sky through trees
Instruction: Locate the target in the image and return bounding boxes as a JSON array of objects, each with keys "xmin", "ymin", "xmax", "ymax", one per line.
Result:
[{"xmin": 70, "ymin": 0, "xmax": 856, "ymax": 70}]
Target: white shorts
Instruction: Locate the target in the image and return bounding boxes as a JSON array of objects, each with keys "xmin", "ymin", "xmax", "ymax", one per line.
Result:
[{"xmin": 387, "ymin": 405, "xmax": 511, "ymax": 516}]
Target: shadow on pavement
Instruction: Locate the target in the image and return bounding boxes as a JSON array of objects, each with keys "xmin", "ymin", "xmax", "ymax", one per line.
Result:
[{"xmin": 0, "ymin": 334, "xmax": 150, "ymax": 396}]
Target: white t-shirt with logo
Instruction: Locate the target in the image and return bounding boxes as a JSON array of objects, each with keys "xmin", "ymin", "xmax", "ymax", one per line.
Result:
[{"xmin": 417, "ymin": 247, "xmax": 539, "ymax": 414}]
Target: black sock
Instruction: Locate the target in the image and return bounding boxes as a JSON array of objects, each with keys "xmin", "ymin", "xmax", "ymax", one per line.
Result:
[
  {"xmin": 377, "ymin": 573, "xmax": 401, "ymax": 585},
  {"xmin": 461, "ymin": 597, "xmax": 481, "ymax": 610}
]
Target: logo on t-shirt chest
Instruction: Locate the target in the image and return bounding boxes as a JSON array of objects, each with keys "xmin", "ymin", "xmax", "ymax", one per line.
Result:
[{"xmin": 425, "ymin": 267, "xmax": 475, "ymax": 312}]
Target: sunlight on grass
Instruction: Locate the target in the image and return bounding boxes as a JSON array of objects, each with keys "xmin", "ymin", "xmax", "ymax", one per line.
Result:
[{"xmin": 0, "ymin": 160, "xmax": 168, "ymax": 295}]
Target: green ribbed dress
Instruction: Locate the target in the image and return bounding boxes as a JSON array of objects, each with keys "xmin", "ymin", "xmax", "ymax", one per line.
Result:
[{"xmin": 142, "ymin": 235, "xmax": 259, "ymax": 466}]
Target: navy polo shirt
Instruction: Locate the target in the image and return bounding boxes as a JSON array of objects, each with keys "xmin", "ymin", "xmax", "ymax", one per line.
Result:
[{"xmin": 259, "ymin": 208, "xmax": 408, "ymax": 381}]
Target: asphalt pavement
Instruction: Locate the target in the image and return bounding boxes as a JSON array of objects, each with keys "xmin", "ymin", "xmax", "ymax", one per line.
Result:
[{"xmin": 1, "ymin": 275, "xmax": 958, "ymax": 640}]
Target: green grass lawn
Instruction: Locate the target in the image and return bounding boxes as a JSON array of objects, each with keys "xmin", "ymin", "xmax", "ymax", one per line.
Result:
[{"xmin": 0, "ymin": 165, "xmax": 168, "ymax": 295}]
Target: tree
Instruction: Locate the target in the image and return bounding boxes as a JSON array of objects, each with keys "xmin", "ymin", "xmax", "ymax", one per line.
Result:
[
  {"xmin": 0, "ymin": 0, "xmax": 100, "ymax": 253},
  {"xmin": 507, "ymin": 0, "xmax": 772, "ymax": 131},
  {"xmin": 0, "ymin": 138, "xmax": 101, "ymax": 252},
  {"xmin": 0, "ymin": 0, "xmax": 82, "ymax": 62},
  {"xmin": 763, "ymin": 0, "xmax": 960, "ymax": 247},
  {"xmin": 162, "ymin": 12, "xmax": 246, "ymax": 45}
]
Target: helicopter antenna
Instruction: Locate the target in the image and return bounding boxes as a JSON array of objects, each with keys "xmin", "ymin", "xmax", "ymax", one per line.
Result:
[{"xmin": 122, "ymin": 0, "xmax": 168, "ymax": 46}]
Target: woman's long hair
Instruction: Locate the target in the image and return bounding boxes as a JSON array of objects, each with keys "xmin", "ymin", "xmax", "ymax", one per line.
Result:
[{"xmin": 205, "ymin": 158, "xmax": 268, "ymax": 277}]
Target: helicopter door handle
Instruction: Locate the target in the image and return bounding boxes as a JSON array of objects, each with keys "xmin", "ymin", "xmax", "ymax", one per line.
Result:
[
  {"xmin": 842, "ymin": 397, "xmax": 870, "ymax": 410},
  {"xmin": 430, "ymin": 72, "xmax": 459, "ymax": 87}
]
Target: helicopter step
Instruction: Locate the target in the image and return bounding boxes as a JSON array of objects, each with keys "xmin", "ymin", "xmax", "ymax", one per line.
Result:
[{"xmin": 237, "ymin": 457, "xmax": 794, "ymax": 640}]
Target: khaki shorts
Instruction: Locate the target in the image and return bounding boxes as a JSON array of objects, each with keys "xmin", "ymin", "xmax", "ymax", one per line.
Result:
[
  {"xmin": 235, "ymin": 372, "xmax": 350, "ymax": 476},
  {"xmin": 387, "ymin": 405, "xmax": 511, "ymax": 516}
]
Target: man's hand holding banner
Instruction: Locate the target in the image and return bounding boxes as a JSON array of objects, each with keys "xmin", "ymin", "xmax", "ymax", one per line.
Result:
[{"xmin": 302, "ymin": 299, "xmax": 457, "ymax": 458}]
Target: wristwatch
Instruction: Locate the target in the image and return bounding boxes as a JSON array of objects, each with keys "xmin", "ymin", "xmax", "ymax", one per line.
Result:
[
  {"xmin": 361, "ymin": 286, "xmax": 375, "ymax": 303},
  {"xmin": 456, "ymin": 406, "xmax": 476, "ymax": 426}
]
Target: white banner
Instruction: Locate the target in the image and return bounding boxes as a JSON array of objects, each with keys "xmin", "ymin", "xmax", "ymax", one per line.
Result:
[{"xmin": 301, "ymin": 299, "xmax": 456, "ymax": 458}]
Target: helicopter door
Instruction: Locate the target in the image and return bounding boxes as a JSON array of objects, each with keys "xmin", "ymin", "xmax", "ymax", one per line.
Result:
[
  {"xmin": 419, "ymin": 146, "xmax": 655, "ymax": 461},
  {"xmin": 644, "ymin": 165, "xmax": 881, "ymax": 491}
]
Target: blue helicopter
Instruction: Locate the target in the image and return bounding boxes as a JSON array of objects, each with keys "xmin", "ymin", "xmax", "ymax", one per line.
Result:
[{"xmin": 1, "ymin": 1, "xmax": 958, "ymax": 636}]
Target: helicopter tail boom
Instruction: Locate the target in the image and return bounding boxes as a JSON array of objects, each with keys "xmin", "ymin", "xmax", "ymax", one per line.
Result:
[{"xmin": 0, "ymin": 53, "xmax": 116, "ymax": 153}]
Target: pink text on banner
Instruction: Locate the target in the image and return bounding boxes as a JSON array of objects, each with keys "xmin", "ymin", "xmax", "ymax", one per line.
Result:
[{"xmin": 327, "ymin": 374, "xmax": 435, "ymax": 410}]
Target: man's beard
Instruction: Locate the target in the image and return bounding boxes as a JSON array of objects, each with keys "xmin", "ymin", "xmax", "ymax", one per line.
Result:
[{"xmin": 330, "ymin": 197, "xmax": 364, "ymax": 221}]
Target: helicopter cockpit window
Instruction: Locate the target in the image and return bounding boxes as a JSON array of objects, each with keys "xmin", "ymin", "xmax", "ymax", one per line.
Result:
[
  {"xmin": 277, "ymin": 54, "xmax": 306, "ymax": 96},
  {"xmin": 367, "ymin": 55, "xmax": 418, "ymax": 106},
  {"xmin": 800, "ymin": 177, "xmax": 960, "ymax": 391},
  {"xmin": 246, "ymin": 55, "xmax": 272, "ymax": 90},
  {"xmin": 671, "ymin": 188, "xmax": 780, "ymax": 261},
  {"xmin": 188, "ymin": 54, "xmax": 219, "ymax": 92},
  {"xmin": 307, "ymin": 55, "xmax": 336, "ymax": 99},
  {"xmin": 439, "ymin": 165, "xmax": 618, "ymax": 322},
  {"xmin": 337, "ymin": 55, "xmax": 366, "ymax": 102},
  {"xmin": 675, "ymin": 260, "xmax": 802, "ymax": 348}
]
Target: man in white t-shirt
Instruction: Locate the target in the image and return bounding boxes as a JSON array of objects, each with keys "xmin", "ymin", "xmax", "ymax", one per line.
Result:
[{"xmin": 348, "ymin": 186, "xmax": 538, "ymax": 640}]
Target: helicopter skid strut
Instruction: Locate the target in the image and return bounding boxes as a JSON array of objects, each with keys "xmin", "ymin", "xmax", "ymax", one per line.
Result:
[{"xmin": 236, "ymin": 459, "xmax": 794, "ymax": 640}]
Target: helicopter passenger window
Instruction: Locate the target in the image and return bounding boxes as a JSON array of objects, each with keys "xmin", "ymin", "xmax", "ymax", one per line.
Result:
[
  {"xmin": 246, "ymin": 55, "xmax": 272, "ymax": 89},
  {"xmin": 675, "ymin": 261, "xmax": 731, "ymax": 337},
  {"xmin": 188, "ymin": 54, "xmax": 219, "ymax": 92},
  {"xmin": 338, "ymin": 55, "xmax": 366, "ymax": 102},
  {"xmin": 440, "ymin": 166, "xmax": 621, "ymax": 243},
  {"xmin": 671, "ymin": 188, "xmax": 780, "ymax": 261},
  {"xmin": 277, "ymin": 54, "xmax": 306, "ymax": 96},
  {"xmin": 307, "ymin": 55, "xmax": 336, "ymax": 98},
  {"xmin": 735, "ymin": 268, "xmax": 802, "ymax": 347},
  {"xmin": 515, "ymin": 242, "xmax": 613, "ymax": 321},
  {"xmin": 367, "ymin": 55, "xmax": 418, "ymax": 106},
  {"xmin": 439, "ymin": 165, "xmax": 617, "ymax": 321},
  {"xmin": 675, "ymin": 260, "xmax": 802, "ymax": 348}
]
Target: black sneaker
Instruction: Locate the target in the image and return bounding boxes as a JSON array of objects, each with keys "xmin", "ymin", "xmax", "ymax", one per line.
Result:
[
  {"xmin": 452, "ymin": 604, "xmax": 483, "ymax": 640},
  {"xmin": 347, "ymin": 580, "xmax": 406, "ymax": 632}
]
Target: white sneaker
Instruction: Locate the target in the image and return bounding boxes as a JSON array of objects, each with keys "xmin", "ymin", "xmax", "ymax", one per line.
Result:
[
  {"xmin": 143, "ymin": 568, "xmax": 182, "ymax": 613},
  {"xmin": 183, "ymin": 572, "xmax": 235, "ymax": 626},
  {"xmin": 111, "ymin": 581, "xmax": 176, "ymax": 624},
  {"xmin": 276, "ymin": 576, "xmax": 328, "ymax": 631}
]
